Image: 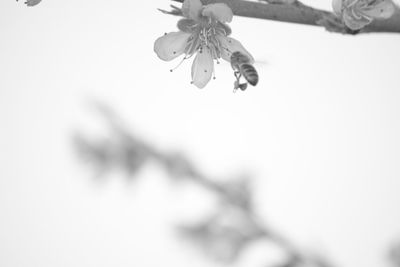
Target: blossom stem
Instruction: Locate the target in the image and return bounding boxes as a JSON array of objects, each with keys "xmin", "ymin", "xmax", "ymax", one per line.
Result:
[{"xmin": 170, "ymin": 0, "xmax": 400, "ymax": 34}]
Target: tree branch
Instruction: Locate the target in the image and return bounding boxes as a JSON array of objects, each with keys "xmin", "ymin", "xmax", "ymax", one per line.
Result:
[
  {"xmin": 74, "ymin": 102, "xmax": 335, "ymax": 267},
  {"xmin": 169, "ymin": 0, "xmax": 400, "ymax": 34}
]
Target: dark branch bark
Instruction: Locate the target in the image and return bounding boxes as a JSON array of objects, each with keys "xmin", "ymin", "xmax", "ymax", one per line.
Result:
[{"xmin": 170, "ymin": 0, "xmax": 400, "ymax": 34}]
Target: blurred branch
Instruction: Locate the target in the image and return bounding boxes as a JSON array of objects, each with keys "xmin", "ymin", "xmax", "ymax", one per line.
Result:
[
  {"xmin": 74, "ymin": 102, "xmax": 334, "ymax": 266},
  {"xmin": 166, "ymin": 0, "xmax": 400, "ymax": 34}
]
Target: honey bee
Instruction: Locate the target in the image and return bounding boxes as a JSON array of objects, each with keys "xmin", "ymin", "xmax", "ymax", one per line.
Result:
[{"xmin": 230, "ymin": 51, "xmax": 259, "ymax": 92}]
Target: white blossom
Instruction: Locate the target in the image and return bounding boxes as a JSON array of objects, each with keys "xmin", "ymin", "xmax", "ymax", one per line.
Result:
[{"xmin": 154, "ymin": 0, "xmax": 253, "ymax": 89}]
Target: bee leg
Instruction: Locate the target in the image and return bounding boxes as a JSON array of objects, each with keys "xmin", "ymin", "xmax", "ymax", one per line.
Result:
[
  {"xmin": 234, "ymin": 70, "xmax": 241, "ymax": 80},
  {"xmin": 233, "ymin": 71, "xmax": 242, "ymax": 93},
  {"xmin": 233, "ymin": 80, "xmax": 240, "ymax": 93}
]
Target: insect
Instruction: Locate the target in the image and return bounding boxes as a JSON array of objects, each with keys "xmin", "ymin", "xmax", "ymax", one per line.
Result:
[
  {"xmin": 16, "ymin": 0, "xmax": 42, "ymax": 7},
  {"xmin": 230, "ymin": 51, "xmax": 259, "ymax": 92}
]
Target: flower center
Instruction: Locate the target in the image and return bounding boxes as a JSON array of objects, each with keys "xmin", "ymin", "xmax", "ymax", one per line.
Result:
[{"xmin": 185, "ymin": 19, "xmax": 227, "ymax": 60}]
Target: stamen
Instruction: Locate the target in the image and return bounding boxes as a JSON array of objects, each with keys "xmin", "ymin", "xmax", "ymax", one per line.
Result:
[
  {"xmin": 221, "ymin": 46, "xmax": 233, "ymax": 58},
  {"xmin": 219, "ymin": 28, "xmax": 226, "ymax": 36},
  {"xmin": 222, "ymin": 46, "xmax": 233, "ymax": 55},
  {"xmin": 170, "ymin": 56, "xmax": 188, "ymax": 72}
]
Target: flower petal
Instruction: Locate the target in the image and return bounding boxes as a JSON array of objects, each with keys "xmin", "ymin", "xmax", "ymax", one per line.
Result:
[
  {"xmin": 191, "ymin": 47, "xmax": 214, "ymax": 89},
  {"xmin": 393, "ymin": 0, "xmax": 400, "ymax": 8},
  {"xmin": 182, "ymin": 0, "xmax": 203, "ymax": 20},
  {"xmin": 202, "ymin": 3, "xmax": 234, "ymax": 23},
  {"xmin": 362, "ymin": 0, "xmax": 395, "ymax": 19},
  {"xmin": 216, "ymin": 36, "xmax": 254, "ymax": 64},
  {"xmin": 177, "ymin": 18, "xmax": 198, "ymax": 33},
  {"xmin": 217, "ymin": 22, "xmax": 232, "ymax": 36},
  {"xmin": 154, "ymin": 32, "xmax": 191, "ymax": 61},
  {"xmin": 332, "ymin": 0, "xmax": 343, "ymax": 16}
]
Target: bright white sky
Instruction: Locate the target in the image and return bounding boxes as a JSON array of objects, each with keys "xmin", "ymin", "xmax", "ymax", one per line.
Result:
[{"xmin": 0, "ymin": 1, "xmax": 400, "ymax": 267}]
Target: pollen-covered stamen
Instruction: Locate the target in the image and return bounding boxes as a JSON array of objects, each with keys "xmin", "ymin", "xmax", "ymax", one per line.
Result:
[
  {"xmin": 199, "ymin": 28, "xmax": 210, "ymax": 46},
  {"xmin": 351, "ymin": 8, "xmax": 364, "ymax": 19},
  {"xmin": 221, "ymin": 46, "xmax": 234, "ymax": 59},
  {"xmin": 194, "ymin": 17, "xmax": 228, "ymax": 58},
  {"xmin": 216, "ymin": 22, "xmax": 232, "ymax": 36},
  {"xmin": 210, "ymin": 37, "xmax": 222, "ymax": 59},
  {"xmin": 212, "ymin": 64, "xmax": 216, "ymax": 79},
  {"xmin": 170, "ymin": 56, "xmax": 189, "ymax": 72},
  {"xmin": 347, "ymin": 0, "xmax": 359, "ymax": 8},
  {"xmin": 184, "ymin": 30, "xmax": 201, "ymax": 56},
  {"xmin": 171, "ymin": 50, "xmax": 197, "ymax": 73},
  {"xmin": 215, "ymin": 27, "xmax": 226, "ymax": 37}
]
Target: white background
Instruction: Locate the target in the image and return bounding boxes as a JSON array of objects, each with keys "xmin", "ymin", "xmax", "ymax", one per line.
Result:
[{"xmin": 1, "ymin": 0, "xmax": 400, "ymax": 267}]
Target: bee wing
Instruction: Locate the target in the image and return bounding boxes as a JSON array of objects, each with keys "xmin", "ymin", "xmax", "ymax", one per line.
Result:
[
  {"xmin": 254, "ymin": 60, "xmax": 268, "ymax": 65},
  {"xmin": 24, "ymin": 0, "xmax": 42, "ymax": 6}
]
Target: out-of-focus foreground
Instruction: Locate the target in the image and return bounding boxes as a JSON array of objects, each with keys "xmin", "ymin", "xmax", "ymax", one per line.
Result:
[{"xmin": 1, "ymin": 0, "xmax": 400, "ymax": 267}]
